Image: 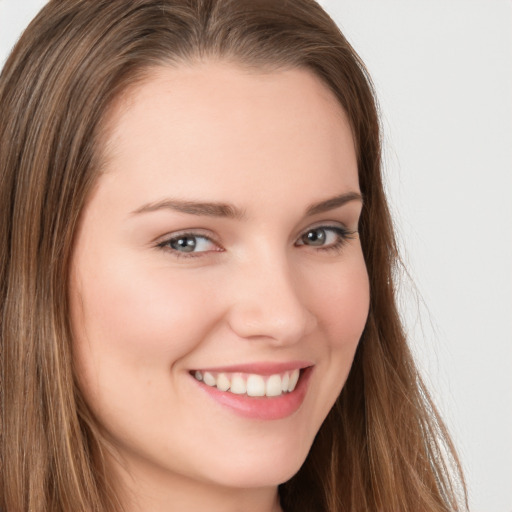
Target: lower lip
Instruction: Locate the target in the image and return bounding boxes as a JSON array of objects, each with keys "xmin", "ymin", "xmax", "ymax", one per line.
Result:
[{"xmin": 193, "ymin": 367, "xmax": 313, "ymax": 420}]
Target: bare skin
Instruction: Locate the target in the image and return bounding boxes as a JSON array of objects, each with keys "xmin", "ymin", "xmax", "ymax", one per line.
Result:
[{"xmin": 70, "ymin": 62, "xmax": 369, "ymax": 511}]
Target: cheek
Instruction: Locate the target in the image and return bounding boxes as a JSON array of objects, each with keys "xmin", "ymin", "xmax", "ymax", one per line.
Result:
[
  {"xmin": 300, "ymin": 249, "xmax": 369, "ymax": 415},
  {"xmin": 75, "ymin": 264, "xmax": 208, "ymax": 351},
  {"xmin": 311, "ymin": 253, "xmax": 370, "ymax": 347},
  {"xmin": 69, "ymin": 253, "xmax": 220, "ymax": 407}
]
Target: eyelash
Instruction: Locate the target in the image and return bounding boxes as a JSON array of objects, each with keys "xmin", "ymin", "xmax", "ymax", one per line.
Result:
[
  {"xmin": 157, "ymin": 225, "xmax": 356, "ymax": 259},
  {"xmin": 296, "ymin": 225, "xmax": 356, "ymax": 252}
]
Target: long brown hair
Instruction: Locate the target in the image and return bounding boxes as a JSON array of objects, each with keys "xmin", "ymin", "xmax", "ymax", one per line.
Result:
[{"xmin": 0, "ymin": 1, "xmax": 467, "ymax": 510}]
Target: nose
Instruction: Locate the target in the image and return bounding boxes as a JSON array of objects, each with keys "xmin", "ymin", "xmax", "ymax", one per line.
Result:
[{"xmin": 225, "ymin": 254, "xmax": 317, "ymax": 346}]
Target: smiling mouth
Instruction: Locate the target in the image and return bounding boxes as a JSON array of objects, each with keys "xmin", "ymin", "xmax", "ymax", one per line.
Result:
[{"xmin": 191, "ymin": 368, "xmax": 303, "ymax": 398}]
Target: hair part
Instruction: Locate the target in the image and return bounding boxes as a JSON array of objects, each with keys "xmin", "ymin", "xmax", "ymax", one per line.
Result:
[{"xmin": 0, "ymin": 1, "xmax": 468, "ymax": 510}]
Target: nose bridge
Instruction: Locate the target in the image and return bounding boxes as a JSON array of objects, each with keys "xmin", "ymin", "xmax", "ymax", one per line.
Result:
[{"xmin": 227, "ymin": 247, "xmax": 316, "ymax": 344}]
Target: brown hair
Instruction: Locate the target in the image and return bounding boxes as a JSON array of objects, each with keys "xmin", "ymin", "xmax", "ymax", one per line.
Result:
[{"xmin": 0, "ymin": 1, "xmax": 467, "ymax": 510}]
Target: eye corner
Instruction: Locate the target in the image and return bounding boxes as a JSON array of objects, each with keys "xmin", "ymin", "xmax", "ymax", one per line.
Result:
[
  {"xmin": 294, "ymin": 224, "xmax": 357, "ymax": 253},
  {"xmin": 156, "ymin": 231, "xmax": 223, "ymax": 259}
]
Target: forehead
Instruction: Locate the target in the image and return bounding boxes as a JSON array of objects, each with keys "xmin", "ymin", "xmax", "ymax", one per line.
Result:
[{"xmin": 96, "ymin": 62, "xmax": 359, "ymax": 209}]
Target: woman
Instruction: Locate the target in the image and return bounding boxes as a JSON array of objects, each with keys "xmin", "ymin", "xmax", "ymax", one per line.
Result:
[{"xmin": 0, "ymin": 1, "xmax": 468, "ymax": 511}]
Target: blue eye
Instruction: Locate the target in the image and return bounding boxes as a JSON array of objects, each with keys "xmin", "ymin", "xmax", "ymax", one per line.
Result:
[
  {"xmin": 296, "ymin": 226, "xmax": 355, "ymax": 251},
  {"xmin": 159, "ymin": 233, "xmax": 218, "ymax": 255},
  {"xmin": 158, "ymin": 225, "xmax": 355, "ymax": 259}
]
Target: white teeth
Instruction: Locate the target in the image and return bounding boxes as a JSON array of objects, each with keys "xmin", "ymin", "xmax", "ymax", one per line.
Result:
[
  {"xmin": 230, "ymin": 374, "xmax": 247, "ymax": 394},
  {"xmin": 281, "ymin": 372, "xmax": 289, "ymax": 392},
  {"xmin": 216, "ymin": 373, "xmax": 230, "ymax": 391},
  {"xmin": 266, "ymin": 374, "xmax": 283, "ymax": 397},
  {"xmin": 203, "ymin": 371, "xmax": 216, "ymax": 387},
  {"xmin": 288, "ymin": 369, "xmax": 300, "ymax": 392},
  {"xmin": 246, "ymin": 374, "xmax": 265, "ymax": 397},
  {"xmin": 193, "ymin": 368, "xmax": 303, "ymax": 396}
]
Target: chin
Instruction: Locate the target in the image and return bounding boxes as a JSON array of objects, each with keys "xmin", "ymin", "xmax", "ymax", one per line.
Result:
[{"xmin": 202, "ymin": 438, "xmax": 311, "ymax": 489}]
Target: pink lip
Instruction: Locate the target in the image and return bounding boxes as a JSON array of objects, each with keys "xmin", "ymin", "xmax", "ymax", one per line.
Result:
[
  {"xmin": 193, "ymin": 360, "xmax": 312, "ymax": 376},
  {"xmin": 192, "ymin": 366, "xmax": 313, "ymax": 421}
]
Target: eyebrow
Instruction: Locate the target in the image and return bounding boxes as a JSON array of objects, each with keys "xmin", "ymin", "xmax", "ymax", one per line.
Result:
[
  {"xmin": 131, "ymin": 198, "xmax": 246, "ymax": 220},
  {"xmin": 130, "ymin": 191, "xmax": 363, "ymax": 219},
  {"xmin": 305, "ymin": 191, "xmax": 363, "ymax": 216}
]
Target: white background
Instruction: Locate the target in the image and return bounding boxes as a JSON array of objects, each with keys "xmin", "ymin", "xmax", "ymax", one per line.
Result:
[{"xmin": 1, "ymin": 1, "xmax": 511, "ymax": 511}]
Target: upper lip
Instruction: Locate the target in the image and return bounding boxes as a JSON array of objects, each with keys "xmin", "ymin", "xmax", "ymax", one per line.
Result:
[{"xmin": 192, "ymin": 361, "xmax": 313, "ymax": 376}]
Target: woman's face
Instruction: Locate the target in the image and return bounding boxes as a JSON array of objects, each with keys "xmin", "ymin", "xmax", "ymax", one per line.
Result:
[{"xmin": 70, "ymin": 63, "xmax": 369, "ymax": 499}]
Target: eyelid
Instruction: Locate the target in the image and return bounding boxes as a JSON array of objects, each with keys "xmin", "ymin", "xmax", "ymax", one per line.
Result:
[
  {"xmin": 154, "ymin": 228, "xmax": 216, "ymax": 243},
  {"xmin": 156, "ymin": 229, "xmax": 223, "ymax": 257},
  {"xmin": 155, "ymin": 221, "xmax": 357, "ymax": 259},
  {"xmin": 295, "ymin": 220, "xmax": 354, "ymax": 239},
  {"xmin": 294, "ymin": 223, "xmax": 357, "ymax": 249}
]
